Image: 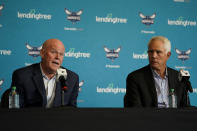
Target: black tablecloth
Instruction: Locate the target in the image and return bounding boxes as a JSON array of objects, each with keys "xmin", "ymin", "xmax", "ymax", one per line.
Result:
[{"xmin": 0, "ymin": 107, "xmax": 197, "ymax": 131}]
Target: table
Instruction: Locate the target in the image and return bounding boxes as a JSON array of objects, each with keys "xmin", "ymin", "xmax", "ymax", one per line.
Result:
[{"xmin": 0, "ymin": 107, "xmax": 197, "ymax": 131}]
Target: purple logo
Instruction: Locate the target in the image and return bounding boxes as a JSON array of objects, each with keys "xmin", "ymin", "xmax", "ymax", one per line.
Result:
[
  {"xmin": 104, "ymin": 46, "xmax": 121, "ymax": 62},
  {"xmin": 0, "ymin": 79, "xmax": 4, "ymax": 90},
  {"xmin": 175, "ymin": 48, "xmax": 191, "ymax": 64},
  {"xmin": 139, "ymin": 12, "xmax": 156, "ymax": 26},
  {"xmin": 79, "ymin": 80, "xmax": 84, "ymax": 92},
  {"xmin": 26, "ymin": 43, "xmax": 42, "ymax": 58},
  {"xmin": 64, "ymin": 8, "xmax": 83, "ymax": 24},
  {"xmin": 0, "ymin": 4, "xmax": 4, "ymax": 16}
]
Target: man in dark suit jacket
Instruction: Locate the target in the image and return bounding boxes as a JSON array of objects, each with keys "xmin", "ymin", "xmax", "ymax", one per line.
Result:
[
  {"xmin": 10, "ymin": 39, "xmax": 79, "ymax": 108},
  {"xmin": 124, "ymin": 36, "xmax": 189, "ymax": 108}
]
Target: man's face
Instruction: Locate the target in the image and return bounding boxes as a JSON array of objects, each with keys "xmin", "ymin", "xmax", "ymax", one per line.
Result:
[
  {"xmin": 148, "ymin": 39, "xmax": 170, "ymax": 71},
  {"xmin": 41, "ymin": 40, "xmax": 65, "ymax": 74}
]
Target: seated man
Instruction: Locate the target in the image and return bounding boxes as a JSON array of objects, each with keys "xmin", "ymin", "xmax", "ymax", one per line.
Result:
[
  {"xmin": 124, "ymin": 36, "xmax": 190, "ymax": 108},
  {"xmin": 10, "ymin": 39, "xmax": 79, "ymax": 108}
]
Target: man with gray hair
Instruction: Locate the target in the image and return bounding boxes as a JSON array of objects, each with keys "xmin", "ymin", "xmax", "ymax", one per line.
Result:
[{"xmin": 124, "ymin": 36, "xmax": 189, "ymax": 108}]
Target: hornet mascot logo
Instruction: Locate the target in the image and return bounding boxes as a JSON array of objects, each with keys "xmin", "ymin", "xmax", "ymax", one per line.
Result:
[
  {"xmin": 104, "ymin": 46, "xmax": 121, "ymax": 62},
  {"xmin": 139, "ymin": 12, "xmax": 156, "ymax": 26},
  {"xmin": 0, "ymin": 4, "xmax": 4, "ymax": 16},
  {"xmin": 175, "ymin": 48, "xmax": 191, "ymax": 64},
  {"xmin": 0, "ymin": 79, "xmax": 4, "ymax": 90},
  {"xmin": 26, "ymin": 43, "xmax": 42, "ymax": 58},
  {"xmin": 64, "ymin": 8, "xmax": 83, "ymax": 24},
  {"xmin": 79, "ymin": 80, "xmax": 84, "ymax": 92}
]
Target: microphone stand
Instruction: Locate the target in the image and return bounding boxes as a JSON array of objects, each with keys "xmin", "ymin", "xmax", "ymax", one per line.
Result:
[{"xmin": 61, "ymin": 90, "xmax": 65, "ymax": 106}]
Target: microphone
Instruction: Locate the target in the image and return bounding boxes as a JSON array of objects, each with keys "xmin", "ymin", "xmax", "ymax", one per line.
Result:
[
  {"xmin": 57, "ymin": 68, "xmax": 67, "ymax": 106},
  {"xmin": 59, "ymin": 75, "xmax": 68, "ymax": 92},
  {"xmin": 178, "ymin": 69, "xmax": 193, "ymax": 93}
]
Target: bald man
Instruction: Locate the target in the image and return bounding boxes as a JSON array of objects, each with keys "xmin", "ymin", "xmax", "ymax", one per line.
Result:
[{"xmin": 10, "ymin": 39, "xmax": 79, "ymax": 108}]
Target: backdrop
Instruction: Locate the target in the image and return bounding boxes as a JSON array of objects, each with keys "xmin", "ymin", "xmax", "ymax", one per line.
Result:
[{"xmin": 0, "ymin": 0, "xmax": 197, "ymax": 107}]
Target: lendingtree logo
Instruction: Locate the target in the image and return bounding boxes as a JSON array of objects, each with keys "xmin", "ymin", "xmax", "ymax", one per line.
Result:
[
  {"xmin": 0, "ymin": 49, "xmax": 12, "ymax": 55},
  {"xmin": 168, "ymin": 16, "xmax": 196, "ymax": 27},
  {"xmin": 96, "ymin": 83, "xmax": 126, "ymax": 94},
  {"xmin": 17, "ymin": 9, "xmax": 52, "ymax": 20},
  {"xmin": 65, "ymin": 48, "xmax": 91, "ymax": 58},
  {"xmin": 96, "ymin": 13, "xmax": 127, "ymax": 24},
  {"xmin": 133, "ymin": 51, "xmax": 148, "ymax": 59}
]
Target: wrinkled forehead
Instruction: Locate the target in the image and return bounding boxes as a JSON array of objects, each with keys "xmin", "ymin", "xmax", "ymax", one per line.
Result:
[{"xmin": 43, "ymin": 39, "xmax": 65, "ymax": 51}]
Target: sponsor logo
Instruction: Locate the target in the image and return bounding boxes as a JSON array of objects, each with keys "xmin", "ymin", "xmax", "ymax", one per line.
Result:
[
  {"xmin": 64, "ymin": 8, "xmax": 84, "ymax": 31},
  {"xmin": 175, "ymin": 48, "xmax": 191, "ymax": 63},
  {"xmin": 26, "ymin": 43, "xmax": 42, "ymax": 58},
  {"xmin": 0, "ymin": 4, "xmax": 4, "ymax": 28},
  {"xmin": 104, "ymin": 46, "xmax": 121, "ymax": 68},
  {"xmin": 168, "ymin": 16, "xmax": 196, "ymax": 27},
  {"xmin": 96, "ymin": 83, "xmax": 126, "ymax": 94},
  {"xmin": 175, "ymin": 48, "xmax": 192, "ymax": 69},
  {"xmin": 192, "ymin": 88, "xmax": 197, "ymax": 93},
  {"xmin": 104, "ymin": 46, "xmax": 121, "ymax": 62},
  {"xmin": 0, "ymin": 49, "xmax": 12, "ymax": 55},
  {"xmin": 173, "ymin": 0, "xmax": 190, "ymax": 3},
  {"xmin": 0, "ymin": 4, "xmax": 4, "ymax": 16},
  {"xmin": 17, "ymin": 9, "xmax": 52, "ymax": 20},
  {"xmin": 139, "ymin": 12, "xmax": 156, "ymax": 26},
  {"xmin": 65, "ymin": 48, "xmax": 91, "ymax": 58},
  {"xmin": 64, "ymin": 8, "xmax": 83, "ymax": 24},
  {"xmin": 133, "ymin": 51, "xmax": 148, "ymax": 59},
  {"xmin": 0, "ymin": 79, "xmax": 4, "ymax": 90},
  {"xmin": 96, "ymin": 13, "xmax": 127, "ymax": 24},
  {"xmin": 139, "ymin": 12, "xmax": 156, "ymax": 34},
  {"xmin": 79, "ymin": 80, "xmax": 84, "ymax": 92}
]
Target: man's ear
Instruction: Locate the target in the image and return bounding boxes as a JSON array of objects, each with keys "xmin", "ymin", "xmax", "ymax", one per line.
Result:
[{"xmin": 167, "ymin": 52, "xmax": 171, "ymax": 58}]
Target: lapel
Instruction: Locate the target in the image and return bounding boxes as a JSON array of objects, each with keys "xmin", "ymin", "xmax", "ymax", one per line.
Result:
[
  {"xmin": 32, "ymin": 64, "xmax": 47, "ymax": 106},
  {"xmin": 167, "ymin": 67, "xmax": 175, "ymax": 93},
  {"xmin": 53, "ymin": 81, "xmax": 61, "ymax": 106},
  {"xmin": 145, "ymin": 65, "xmax": 158, "ymax": 106}
]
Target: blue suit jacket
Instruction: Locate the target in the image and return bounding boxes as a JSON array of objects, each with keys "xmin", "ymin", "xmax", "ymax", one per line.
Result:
[
  {"xmin": 124, "ymin": 65, "xmax": 189, "ymax": 108},
  {"xmin": 11, "ymin": 63, "xmax": 79, "ymax": 108}
]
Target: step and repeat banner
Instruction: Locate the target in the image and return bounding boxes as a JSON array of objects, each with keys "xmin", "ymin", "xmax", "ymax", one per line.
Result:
[{"xmin": 0, "ymin": 0, "xmax": 197, "ymax": 107}]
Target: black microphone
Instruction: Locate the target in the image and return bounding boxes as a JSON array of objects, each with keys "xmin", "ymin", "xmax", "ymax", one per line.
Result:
[
  {"xmin": 59, "ymin": 75, "xmax": 68, "ymax": 91},
  {"xmin": 59, "ymin": 75, "xmax": 68, "ymax": 106},
  {"xmin": 179, "ymin": 69, "xmax": 193, "ymax": 93}
]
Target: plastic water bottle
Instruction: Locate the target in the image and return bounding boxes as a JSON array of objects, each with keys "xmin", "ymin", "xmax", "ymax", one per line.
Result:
[
  {"xmin": 169, "ymin": 88, "xmax": 177, "ymax": 108},
  {"xmin": 9, "ymin": 86, "xmax": 19, "ymax": 109}
]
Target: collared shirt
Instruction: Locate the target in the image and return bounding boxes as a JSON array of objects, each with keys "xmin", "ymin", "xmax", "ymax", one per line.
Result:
[
  {"xmin": 40, "ymin": 64, "xmax": 56, "ymax": 104},
  {"xmin": 151, "ymin": 68, "xmax": 169, "ymax": 108}
]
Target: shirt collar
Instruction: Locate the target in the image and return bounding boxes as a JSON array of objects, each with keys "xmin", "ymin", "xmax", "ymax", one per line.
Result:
[
  {"xmin": 40, "ymin": 63, "xmax": 56, "ymax": 80},
  {"xmin": 151, "ymin": 67, "xmax": 168, "ymax": 79}
]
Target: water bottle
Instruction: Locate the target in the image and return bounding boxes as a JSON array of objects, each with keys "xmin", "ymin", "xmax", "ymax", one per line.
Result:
[
  {"xmin": 9, "ymin": 86, "xmax": 20, "ymax": 109},
  {"xmin": 169, "ymin": 88, "xmax": 177, "ymax": 108}
]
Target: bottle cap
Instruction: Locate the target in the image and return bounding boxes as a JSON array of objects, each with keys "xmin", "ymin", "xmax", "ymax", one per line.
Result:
[
  {"xmin": 12, "ymin": 86, "xmax": 16, "ymax": 90},
  {"xmin": 170, "ymin": 88, "xmax": 174, "ymax": 92}
]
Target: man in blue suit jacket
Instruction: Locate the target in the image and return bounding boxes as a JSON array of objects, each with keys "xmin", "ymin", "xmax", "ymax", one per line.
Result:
[
  {"xmin": 11, "ymin": 39, "xmax": 79, "ymax": 108},
  {"xmin": 124, "ymin": 36, "xmax": 190, "ymax": 108}
]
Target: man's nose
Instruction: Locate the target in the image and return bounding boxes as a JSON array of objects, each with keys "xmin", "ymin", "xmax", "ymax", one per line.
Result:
[{"xmin": 152, "ymin": 51, "xmax": 158, "ymax": 58}]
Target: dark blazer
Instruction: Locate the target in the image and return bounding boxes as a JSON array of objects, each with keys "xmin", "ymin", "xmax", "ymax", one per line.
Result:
[
  {"xmin": 124, "ymin": 65, "xmax": 189, "ymax": 108},
  {"xmin": 10, "ymin": 63, "xmax": 79, "ymax": 108}
]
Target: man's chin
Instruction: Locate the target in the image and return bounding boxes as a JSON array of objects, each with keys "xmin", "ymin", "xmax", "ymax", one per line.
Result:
[{"xmin": 150, "ymin": 64, "xmax": 159, "ymax": 70}]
